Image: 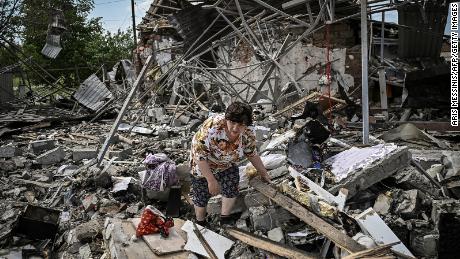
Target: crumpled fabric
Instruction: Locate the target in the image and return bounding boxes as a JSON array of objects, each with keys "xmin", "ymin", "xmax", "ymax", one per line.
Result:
[
  {"xmin": 142, "ymin": 153, "xmax": 177, "ymax": 191},
  {"xmin": 136, "ymin": 206, "xmax": 174, "ymax": 238}
]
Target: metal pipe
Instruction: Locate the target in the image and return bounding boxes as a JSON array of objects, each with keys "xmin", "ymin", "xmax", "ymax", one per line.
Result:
[
  {"xmin": 380, "ymin": 11, "xmax": 385, "ymax": 62},
  {"xmin": 361, "ymin": 0, "xmax": 369, "ymax": 145}
]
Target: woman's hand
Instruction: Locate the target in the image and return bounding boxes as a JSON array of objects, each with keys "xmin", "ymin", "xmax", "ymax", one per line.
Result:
[
  {"xmin": 207, "ymin": 177, "xmax": 221, "ymax": 196},
  {"xmin": 247, "ymin": 154, "xmax": 271, "ymax": 183}
]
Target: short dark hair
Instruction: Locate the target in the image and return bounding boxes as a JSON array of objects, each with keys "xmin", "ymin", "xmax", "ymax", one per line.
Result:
[{"xmin": 225, "ymin": 101, "xmax": 253, "ymax": 126}]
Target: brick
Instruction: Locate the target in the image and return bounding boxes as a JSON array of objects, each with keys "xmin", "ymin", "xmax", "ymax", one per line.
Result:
[
  {"xmin": 30, "ymin": 140, "xmax": 55, "ymax": 154},
  {"xmin": 72, "ymin": 148, "xmax": 97, "ymax": 162},
  {"xmin": 36, "ymin": 147, "xmax": 65, "ymax": 165}
]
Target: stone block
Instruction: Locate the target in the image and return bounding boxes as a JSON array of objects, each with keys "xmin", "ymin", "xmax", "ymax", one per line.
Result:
[
  {"xmin": 75, "ymin": 219, "xmax": 101, "ymax": 243},
  {"xmin": 36, "ymin": 147, "xmax": 65, "ymax": 165},
  {"xmin": 249, "ymin": 206, "xmax": 296, "ymax": 232},
  {"xmin": 72, "ymin": 148, "xmax": 97, "ymax": 162},
  {"xmin": 0, "ymin": 144, "xmax": 21, "ymax": 158},
  {"xmin": 30, "ymin": 140, "xmax": 55, "ymax": 154}
]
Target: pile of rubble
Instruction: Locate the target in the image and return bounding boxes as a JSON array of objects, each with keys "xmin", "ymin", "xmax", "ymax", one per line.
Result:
[
  {"xmin": 1, "ymin": 0, "xmax": 456, "ymax": 258},
  {"xmin": 0, "ymin": 95, "xmax": 459, "ymax": 258}
]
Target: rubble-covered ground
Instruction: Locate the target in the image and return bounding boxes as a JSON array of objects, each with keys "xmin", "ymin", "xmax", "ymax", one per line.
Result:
[
  {"xmin": 0, "ymin": 101, "xmax": 459, "ymax": 259},
  {"xmin": 1, "ymin": 0, "xmax": 457, "ymax": 258}
]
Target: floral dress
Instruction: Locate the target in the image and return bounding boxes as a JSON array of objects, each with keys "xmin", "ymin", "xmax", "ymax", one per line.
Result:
[{"xmin": 190, "ymin": 113, "xmax": 257, "ymax": 177}]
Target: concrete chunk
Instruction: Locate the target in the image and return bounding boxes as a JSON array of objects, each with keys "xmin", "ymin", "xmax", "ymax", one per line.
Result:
[
  {"xmin": 267, "ymin": 227, "xmax": 285, "ymax": 243},
  {"xmin": 329, "ymin": 146, "xmax": 411, "ymax": 197},
  {"xmin": 0, "ymin": 144, "xmax": 21, "ymax": 158},
  {"xmin": 75, "ymin": 219, "xmax": 102, "ymax": 243},
  {"xmin": 30, "ymin": 140, "xmax": 55, "ymax": 154},
  {"xmin": 373, "ymin": 193, "xmax": 392, "ymax": 215},
  {"xmin": 36, "ymin": 147, "xmax": 65, "ymax": 165},
  {"xmin": 73, "ymin": 148, "xmax": 97, "ymax": 162}
]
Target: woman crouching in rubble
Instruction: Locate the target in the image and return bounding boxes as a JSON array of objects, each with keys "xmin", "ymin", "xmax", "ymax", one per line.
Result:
[{"xmin": 190, "ymin": 101, "xmax": 271, "ymax": 226}]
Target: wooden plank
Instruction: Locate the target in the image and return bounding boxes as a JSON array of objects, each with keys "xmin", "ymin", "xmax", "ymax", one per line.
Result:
[
  {"xmin": 226, "ymin": 227, "xmax": 317, "ymax": 259},
  {"xmin": 249, "ymin": 178, "xmax": 364, "ymax": 253},
  {"xmin": 131, "ymin": 218, "xmax": 186, "ymax": 255},
  {"xmin": 342, "ymin": 242, "xmax": 400, "ymax": 259}
]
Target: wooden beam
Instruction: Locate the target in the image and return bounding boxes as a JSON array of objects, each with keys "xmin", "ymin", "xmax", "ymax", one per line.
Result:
[
  {"xmin": 226, "ymin": 227, "xmax": 318, "ymax": 259},
  {"xmin": 249, "ymin": 178, "xmax": 365, "ymax": 253},
  {"xmin": 342, "ymin": 242, "xmax": 400, "ymax": 259}
]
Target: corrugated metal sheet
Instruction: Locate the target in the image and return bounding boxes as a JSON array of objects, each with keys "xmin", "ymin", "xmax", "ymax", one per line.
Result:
[
  {"xmin": 41, "ymin": 34, "xmax": 62, "ymax": 59},
  {"xmin": 0, "ymin": 73, "xmax": 15, "ymax": 103},
  {"xmin": 398, "ymin": 2, "xmax": 448, "ymax": 58},
  {"xmin": 50, "ymin": 9, "xmax": 66, "ymax": 30},
  {"xmin": 73, "ymin": 74, "xmax": 113, "ymax": 111}
]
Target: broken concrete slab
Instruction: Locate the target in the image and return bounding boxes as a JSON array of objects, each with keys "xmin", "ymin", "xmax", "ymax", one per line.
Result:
[
  {"xmin": 249, "ymin": 206, "xmax": 297, "ymax": 232},
  {"xmin": 328, "ymin": 145, "xmax": 411, "ymax": 198},
  {"xmin": 35, "ymin": 147, "xmax": 65, "ymax": 165},
  {"xmin": 355, "ymin": 208, "xmax": 415, "ymax": 258},
  {"xmin": 0, "ymin": 144, "xmax": 21, "ymax": 158},
  {"xmin": 182, "ymin": 220, "xmax": 234, "ymax": 259},
  {"xmin": 104, "ymin": 218, "xmax": 189, "ymax": 259},
  {"xmin": 30, "ymin": 139, "xmax": 55, "ymax": 154},
  {"xmin": 73, "ymin": 148, "xmax": 98, "ymax": 162}
]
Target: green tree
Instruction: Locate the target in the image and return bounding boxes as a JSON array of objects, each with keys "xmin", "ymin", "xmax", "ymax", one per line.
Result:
[
  {"xmin": 85, "ymin": 29, "xmax": 135, "ymax": 70},
  {"xmin": 3, "ymin": 0, "xmax": 134, "ymax": 89},
  {"xmin": 18, "ymin": 0, "xmax": 102, "ymax": 86}
]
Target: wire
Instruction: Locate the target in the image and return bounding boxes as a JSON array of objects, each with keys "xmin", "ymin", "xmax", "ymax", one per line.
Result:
[{"xmin": 94, "ymin": 0, "xmax": 128, "ymax": 6}]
